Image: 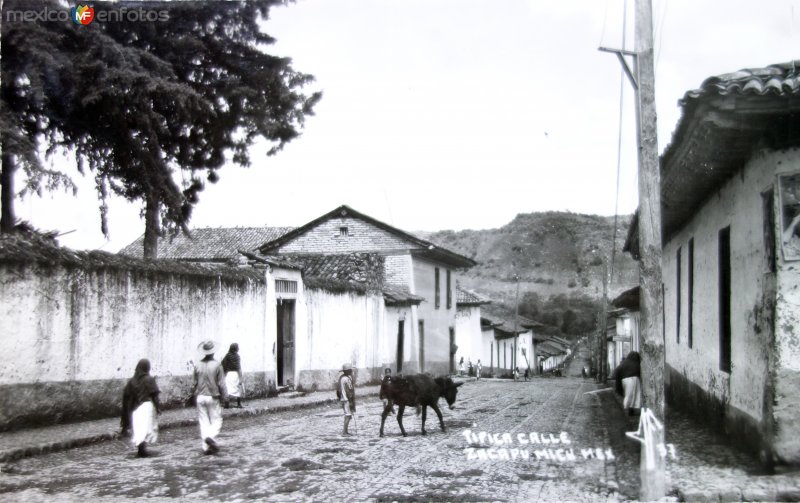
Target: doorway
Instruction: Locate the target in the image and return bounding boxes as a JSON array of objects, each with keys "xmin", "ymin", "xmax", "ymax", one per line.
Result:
[
  {"xmin": 276, "ymin": 299, "xmax": 295, "ymax": 386},
  {"xmin": 418, "ymin": 320, "xmax": 425, "ymax": 373},
  {"xmin": 449, "ymin": 327, "xmax": 455, "ymax": 374},
  {"xmin": 396, "ymin": 320, "xmax": 405, "ymax": 373}
]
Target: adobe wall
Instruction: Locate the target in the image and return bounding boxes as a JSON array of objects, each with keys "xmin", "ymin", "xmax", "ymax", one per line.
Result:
[
  {"xmin": 455, "ymin": 305, "xmax": 483, "ymax": 370},
  {"xmin": 413, "ymin": 257, "xmax": 458, "ymax": 374},
  {"xmin": 0, "ymin": 239, "xmax": 269, "ymax": 430},
  {"xmin": 661, "ymin": 149, "xmax": 774, "ymax": 427},
  {"xmin": 662, "ymin": 147, "xmax": 800, "ymax": 465},
  {"xmin": 298, "ymin": 288, "xmax": 386, "ymax": 389}
]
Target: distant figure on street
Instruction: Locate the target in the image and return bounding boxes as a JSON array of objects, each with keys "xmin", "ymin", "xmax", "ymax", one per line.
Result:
[
  {"xmin": 468, "ymin": 359, "xmax": 474, "ymax": 376},
  {"xmin": 513, "ymin": 367, "xmax": 520, "ymax": 381},
  {"xmin": 121, "ymin": 358, "xmax": 160, "ymax": 457},
  {"xmin": 476, "ymin": 359, "xmax": 482, "ymax": 380},
  {"xmin": 192, "ymin": 341, "xmax": 228, "ymax": 454},
  {"xmin": 523, "ymin": 367, "xmax": 530, "ymax": 381},
  {"xmin": 459, "ymin": 357, "xmax": 465, "ymax": 377},
  {"xmin": 582, "ymin": 366, "xmax": 588, "ymax": 379},
  {"xmin": 379, "ymin": 367, "xmax": 395, "ymax": 415},
  {"xmin": 221, "ymin": 343, "xmax": 245, "ymax": 408},
  {"xmin": 613, "ymin": 352, "xmax": 642, "ymax": 415},
  {"xmin": 338, "ymin": 363, "xmax": 356, "ymax": 435}
]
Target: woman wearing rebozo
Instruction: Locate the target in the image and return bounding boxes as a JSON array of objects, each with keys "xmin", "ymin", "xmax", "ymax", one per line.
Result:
[
  {"xmin": 221, "ymin": 343, "xmax": 245, "ymax": 408},
  {"xmin": 121, "ymin": 359, "xmax": 160, "ymax": 457},
  {"xmin": 613, "ymin": 351, "xmax": 642, "ymax": 416}
]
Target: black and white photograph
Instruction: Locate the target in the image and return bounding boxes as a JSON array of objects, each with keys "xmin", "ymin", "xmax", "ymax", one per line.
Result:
[{"xmin": 1, "ymin": 0, "xmax": 799, "ymax": 501}]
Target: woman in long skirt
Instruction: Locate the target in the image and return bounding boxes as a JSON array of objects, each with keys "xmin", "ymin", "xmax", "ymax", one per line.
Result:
[
  {"xmin": 221, "ymin": 343, "xmax": 245, "ymax": 408},
  {"xmin": 122, "ymin": 359, "xmax": 160, "ymax": 457},
  {"xmin": 613, "ymin": 351, "xmax": 642, "ymax": 415}
]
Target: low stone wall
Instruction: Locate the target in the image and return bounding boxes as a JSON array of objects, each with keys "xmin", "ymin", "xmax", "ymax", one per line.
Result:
[{"xmin": 0, "ymin": 371, "xmax": 272, "ymax": 431}]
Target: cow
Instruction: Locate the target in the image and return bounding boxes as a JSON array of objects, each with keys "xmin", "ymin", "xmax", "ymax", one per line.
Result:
[{"xmin": 379, "ymin": 374, "xmax": 463, "ymax": 437}]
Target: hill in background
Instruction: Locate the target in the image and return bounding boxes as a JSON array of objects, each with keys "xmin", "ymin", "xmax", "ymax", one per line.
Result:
[{"xmin": 421, "ymin": 211, "xmax": 639, "ymax": 335}]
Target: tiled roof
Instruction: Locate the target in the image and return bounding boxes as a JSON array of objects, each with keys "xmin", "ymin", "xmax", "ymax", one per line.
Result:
[
  {"xmin": 480, "ymin": 313, "xmax": 529, "ymax": 337},
  {"xmin": 285, "ymin": 253, "xmax": 385, "ymax": 289},
  {"xmin": 482, "ymin": 304, "xmax": 546, "ymax": 333},
  {"xmin": 119, "ymin": 227, "xmax": 293, "ymax": 261},
  {"xmin": 257, "ymin": 205, "xmax": 477, "ymax": 269},
  {"xmin": 383, "ymin": 286, "xmax": 425, "ymax": 306},
  {"xmin": 456, "ymin": 286, "xmax": 491, "ymax": 306},
  {"xmin": 681, "ymin": 62, "xmax": 800, "ymax": 102},
  {"xmin": 611, "ymin": 286, "xmax": 639, "ymax": 310},
  {"xmin": 627, "ymin": 61, "xmax": 800, "ymax": 255},
  {"xmin": 2, "ymin": 234, "xmax": 264, "ymax": 283}
]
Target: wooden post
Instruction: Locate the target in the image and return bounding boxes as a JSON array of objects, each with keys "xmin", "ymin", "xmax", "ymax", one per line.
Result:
[
  {"xmin": 600, "ymin": 259, "xmax": 609, "ymax": 382},
  {"xmin": 513, "ymin": 275, "xmax": 520, "ymax": 372},
  {"xmin": 635, "ymin": 0, "xmax": 666, "ymax": 499}
]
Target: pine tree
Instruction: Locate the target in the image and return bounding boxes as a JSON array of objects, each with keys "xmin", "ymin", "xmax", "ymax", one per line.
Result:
[{"xmin": 1, "ymin": 0, "xmax": 320, "ymax": 257}]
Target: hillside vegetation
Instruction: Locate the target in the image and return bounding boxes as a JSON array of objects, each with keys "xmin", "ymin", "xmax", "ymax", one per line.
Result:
[{"xmin": 422, "ymin": 211, "xmax": 639, "ymax": 336}]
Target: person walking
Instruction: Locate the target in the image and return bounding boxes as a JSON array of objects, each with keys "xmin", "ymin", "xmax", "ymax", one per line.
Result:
[
  {"xmin": 458, "ymin": 357, "xmax": 465, "ymax": 377},
  {"xmin": 221, "ymin": 343, "xmax": 245, "ymax": 408},
  {"xmin": 613, "ymin": 352, "xmax": 642, "ymax": 416},
  {"xmin": 121, "ymin": 359, "xmax": 160, "ymax": 457},
  {"xmin": 476, "ymin": 359, "xmax": 482, "ymax": 380},
  {"xmin": 379, "ymin": 367, "xmax": 395, "ymax": 416},
  {"xmin": 192, "ymin": 341, "xmax": 228, "ymax": 454},
  {"xmin": 338, "ymin": 363, "xmax": 356, "ymax": 436}
]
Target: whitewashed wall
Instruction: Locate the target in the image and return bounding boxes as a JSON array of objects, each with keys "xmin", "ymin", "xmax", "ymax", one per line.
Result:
[
  {"xmin": 662, "ymin": 146, "xmax": 800, "ymax": 463},
  {"xmin": 455, "ymin": 306, "xmax": 483, "ymax": 371},
  {"xmin": 412, "ymin": 258, "xmax": 457, "ymax": 375},
  {"xmin": 384, "ymin": 306, "xmax": 416, "ymax": 374},
  {"xmin": 0, "ymin": 255, "xmax": 268, "ymax": 430},
  {"xmin": 299, "ymin": 288, "xmax": 385, "ymax": 388}
]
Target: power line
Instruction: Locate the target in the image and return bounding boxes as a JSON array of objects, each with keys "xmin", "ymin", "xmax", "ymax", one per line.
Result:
[{"xmin": 610, "ymin": 0, "xmax": 628, "ymax": 289}]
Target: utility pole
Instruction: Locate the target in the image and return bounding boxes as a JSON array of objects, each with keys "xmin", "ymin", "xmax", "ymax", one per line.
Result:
[
  {"xmin": 634, "ymin": 0, "xmax": 665, "ymax": 499},
  {"xmin": 600, "ymin": 0, "xmax": 665, "ymax": 499},
  {"xmin": 513, "ymin": 274, "xmax": 520, "ymax": 372},
  {"xmin": 600, "ymin": 258, "xmax": 609, "ymax": 382}
]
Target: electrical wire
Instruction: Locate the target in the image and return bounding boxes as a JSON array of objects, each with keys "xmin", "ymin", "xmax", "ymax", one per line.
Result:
[{"xmin": 610, "ymin": 0, "xmax": 628, "ymax": 289}]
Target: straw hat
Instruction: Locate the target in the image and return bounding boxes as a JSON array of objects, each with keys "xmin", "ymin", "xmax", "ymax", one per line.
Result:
[
  {"xmin": 340, "ymin": 362, "xmax": 353, "ymax": 372},
  {"xmin": 198, "ymin": 340, "xmax": 216, "ymax": 355}
]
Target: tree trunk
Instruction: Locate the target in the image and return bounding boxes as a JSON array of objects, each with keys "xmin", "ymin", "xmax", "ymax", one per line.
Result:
[
  {"xmin": 1, "ymin": 150, "xmax": 17, "ymax": 233},
  {"xmin": 0, "ymin": 0, "xmax": 11, "ymax": 234},
  {"xmin": 143, "ymin": 192, "xmax": 160, "ymax": 259}
]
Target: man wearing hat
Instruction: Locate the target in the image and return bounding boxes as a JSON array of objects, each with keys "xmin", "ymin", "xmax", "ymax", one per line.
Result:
[
  {"xmin": 338, "ymin": 363, "xmax": 356, "ymax": 436},
  {"xmin": 192, "ymin": 340, "xmax": 229, "ymax": 454}
]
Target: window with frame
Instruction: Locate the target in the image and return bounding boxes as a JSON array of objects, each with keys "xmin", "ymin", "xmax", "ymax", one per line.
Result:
[
  {"xmin": 434, "ymin": 267, "xmax": 440, "ymax": 309},
  {"xmin": 688, "ymin": 238, "xmax": 694, "ymax": 349},
  {"xmin": 446, "ymin": 270, "xmax": 452, "ymax": 309},
  {"xmin": 719, "ymin": 226, "xmax": 732, "ymax": 373},
  {"xmin": 275, "ymin": 279, "xmax": 298, "ymax": 294},
  {"xmin": 676, "ymin": 246, "xmax": 681, "ymax": 344},
  {"xmin": 763, "ymin": 189, "xmax": 776, "ymax": 273}
]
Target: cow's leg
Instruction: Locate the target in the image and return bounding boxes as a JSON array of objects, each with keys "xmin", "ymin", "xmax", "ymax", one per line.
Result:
[
  {"xmin": 421, "ymin": 405, "xmax": 428, "ymax": 435},
  {"xmin": 380, "ymin": 401, "xmax": 392, "ymax": 437},
  {"xmin": 396, "ymin": 404, "xmax": 407, "ymax": 437},
  {"xmin": 431, "ymin": 403, "xmax": 447, "ymax": 432}
]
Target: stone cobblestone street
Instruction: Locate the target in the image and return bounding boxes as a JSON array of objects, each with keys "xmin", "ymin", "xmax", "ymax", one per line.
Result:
[{"xmin": 0, "ymin": 378, "xmax": 633, "ymax": 502}]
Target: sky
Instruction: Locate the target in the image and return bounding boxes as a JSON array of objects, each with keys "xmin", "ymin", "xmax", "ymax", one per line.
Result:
[{"xmin": 16, "ymin": 0, "xmax": 800, "ymax": 252}]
